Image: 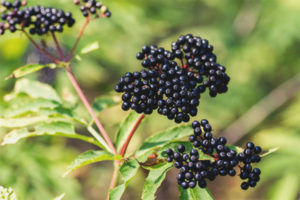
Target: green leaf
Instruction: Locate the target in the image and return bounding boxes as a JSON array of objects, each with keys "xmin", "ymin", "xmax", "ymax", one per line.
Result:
[
  {"xmin": 92, "ymin": 96, "xmax": 120, "ymax": 113},
  {"xmin": 0, "ymin": 185, "xmax": 17, "ymax": 200},
  {"xmin": 3, "ymin": 98, "xmax": 59, "ymax": 118},
  {"xmin": 119, "ymin": 159, "xmax": 140, "ymax": 182},
  {"xmin": 109, "ymin": 159, "xmax": 140, "ymax": 200},
  {"xmin": 1, "ymin": 121, "xmax": 101, "ymax": 148},
  {"xmin": 136, "ymin": 125, "xmax": 193, "ymax": 162},
  {"xmin": 141, "ymin": 162, "xmax": 173, "ymax": 200},
  {"xmin": 87, "ymin": 125, "xmax": 113, "ymax": 153},
  {"xmin": 115, "ymin": 112, "xmax": 143, "ymax": 152},
  {"xmin": 109, "ymin": 184, "xmax": 126, "ymax": 200},
  {"xmin": 6, "ymin": 63, "xmax": 57, "ymax": 80},
  {"xmin": 64, "ymin": 150, "xmax": 122, "ymax": 176},
  {"xmin": 80, "ymin": 41, "xmax": 99, "ymax": 54},
  {"xmin": 261, "ymin": 147, "xmax": 280, "ymax": 157},
  {"xmin": 0, "ymin": 116, "xmax": 50, "ymax": 128},
  {"xmin": 11, "ymin": 79, "xmax": 61, "ymax": 103},
  {"xmin": 178, "ymin": 185, "xmax": 213, "ymax": 200}
]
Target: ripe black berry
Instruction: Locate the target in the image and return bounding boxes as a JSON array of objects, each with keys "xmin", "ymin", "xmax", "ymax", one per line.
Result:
[
  {"xmin": 115, "ymin": 34, "xmax": 230, "ymax": 123},
  {"xmin": 164, "ymin": 119, "xmax": 263, "ymax": 191},
  {"xmin": 74, "ymin": 0, "xmax": 111, "ymax": 18},
  {"xmin": 0, "ymin": 2, "xmax": 76, "ymax": 36}
]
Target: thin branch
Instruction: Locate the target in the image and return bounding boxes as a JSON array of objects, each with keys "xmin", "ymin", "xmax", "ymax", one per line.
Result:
[
  {"xmin": 120, "ymin": 114, "xmax": 145, "ymax": 156},
  {"xmin": 220, "ymin": 73, "xmax": 300, "ymax": 143},
  {"xmin": 22, "ymin": 30, "xmax": 61, "ymax": 64},
  {"xmin": 106, "ymin": 163, "xmax": 119, "ymax": 200},
  {"xmin": 51, "ymin": 32, "xmax": 65, "ymax": 61},
  {"xmin": 68, "ymin": 16, "xmax": 90, "ymax": 61},
  {"xmin": 65, "ymin": 65, "xmax": 117, "ymax": 154}
]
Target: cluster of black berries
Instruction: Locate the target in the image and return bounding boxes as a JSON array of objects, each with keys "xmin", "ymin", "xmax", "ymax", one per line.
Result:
[
  {"xmin": 73, "ymin": 0, "xmax": 111, "ymax": 18},
  {"xmin": 0, "ymin": 0, "xmax": 75, "ymax": 35},
  {"xmin": 238, "ymin": 142, "xmax": 262, "ymax": 190},
  {"xmin": 115, "ymin": 70, "xmax": 160, "ymax": 115},
  {"xmin": 115, "ymin": 34, "xmax": 230, "ymax": 123},
  {"xmin": 172, "ymin": 34, "xmax": 230, "ymax": 97},
  {"xmin": 165, "ymin": 119, "xmax": 262, "ymax": 190}
]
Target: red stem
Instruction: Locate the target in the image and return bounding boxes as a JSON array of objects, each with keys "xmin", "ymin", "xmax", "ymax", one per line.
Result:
[
  {"xmin": 65, "ymin": 66, "xmax": 116, "ymax": 154},
  {"xmin": 51, "ymin": 32, "xmax": 65, "ymax": 61},
  {"xmin": 68, "ymin": 16, "xmax": 90, "ymax": 61},
  {"xmin": 120, "ymin": 114, "xmax": 145, "ymax": 156},
  {"xmin": 22, "ymin": 30, "xmax": 61, "ymax": 64}
]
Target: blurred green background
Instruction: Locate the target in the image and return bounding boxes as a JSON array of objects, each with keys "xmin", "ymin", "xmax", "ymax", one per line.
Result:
[{"xmin": 1, "ymin": 0, "xmax": 300, "ymax": 199}]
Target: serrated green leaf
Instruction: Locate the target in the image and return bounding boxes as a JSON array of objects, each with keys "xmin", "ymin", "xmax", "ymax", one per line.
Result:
[
  {"xmin": 35, "ymin": 121, "xmax": 74, "ymax": 135},
  {"xmin": 109, "ymin": 159, "xmax": 140, "ymax": 200},
  {"xmin": 64, "ymin": 150, "xmax": 122, "ymax": 176},
  {"xmin": 80, "ymin": 41, "xmax": 99, "ymax": 54},
  {"xmin": 92, "ymin": 96, "xmax": 120, "ymax": 113},
  {"xmin": 142, "ymin": 162, "xmax": 173, "ymax": 200},
  {"xmin": 136, "ymin": 125, "xmax": 193, "ymax": 162},
  {"xmin": 119, "ymin": 159, "xmax": 140, "ymax": 182},
  {"xmin": 0, "ymin": 185, "xmax": 17, "ymax": 200},
  {"xmin": 261, "ymin": 147, "xmax": 280, "ymax": 157},
  {"xmin": 0, "ymin": 116, "xmax": 50, "ymax": 128},
  {"xmin": 115, "ymin": 112, "xmax": 143, "ymax": 152},
  {"xmin": 1, "ymin": 122, "xmax": 101, "ymax": 147},
  {"xmin": 6, "ymin": 63, "xmax": 57, "ymax": 80},
  {"xmin": 12, "ymin": 79, "xmax": 61, "ymax": 103},
  {"xmin": 3, "ymin": 98, "xmax": 59, "ymax": 118},
  {"xmin": 178, "ymin": 185, "xmax": 213, "ymax": 200}
]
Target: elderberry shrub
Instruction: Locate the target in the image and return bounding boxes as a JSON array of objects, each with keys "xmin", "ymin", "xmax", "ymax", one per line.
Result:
[
  {"xmin": 0, "ymin": 0, "xmax": 75, "ymax": 35},
  {"xmin": 115, "ymin": 34, "xmax": 230, "ymax": 123},
  {"xmin": 73, "ymin": 0, "xmax": 111, "ymax": 18},
  {"xmin": 166, "ymin": 119, "xmax": 262, "ymax": 190}
]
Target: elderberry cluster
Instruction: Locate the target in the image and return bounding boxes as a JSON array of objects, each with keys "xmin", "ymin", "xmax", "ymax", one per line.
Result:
[
  {"xmin": 0, "ymin": 1, "xmax": 75, "ymax": 35},
  {"xmin": 238, "ymin": 142, "xmax": 262, "ymax": 189},
  {"xmin": 172, "ymin": 34, "xmax": 230, "ymax": 97},
  {"xmin": 115, "ymin": 34, "xmax": 230, "ymax": 123},
  {"xmin": 165, "ymin": 119, "xmax": 262, "ymax": 190},
  {"xmin": 74, "ymin": 0, "xmax": 111, "ymax": 18}
]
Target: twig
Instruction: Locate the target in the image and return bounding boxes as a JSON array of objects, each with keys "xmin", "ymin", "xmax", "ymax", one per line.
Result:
[
  {"xmin": 106, "ymin": 162, "xmax": 119, "ymax": 200},
  {"xmin": 120, "ymin": 114, "xmax": 145, "ymax": 156},
  {"xmin": 68, "ymin": 16, "xmax": 90, "ymax": 61},
  {"xmin": 65, "ymin": 65, "xmax": 117, "ymax": 154},
  {"xmin": 51, "ymin": 32, "xmax": 65, "ymax": 61},
  {"xmin": 22, "ymin": 30, "xmax": 61, "ymax": 64},
  {"xmin": 220, "ymin": 73, "xmax": 300, "ymax": 143}
]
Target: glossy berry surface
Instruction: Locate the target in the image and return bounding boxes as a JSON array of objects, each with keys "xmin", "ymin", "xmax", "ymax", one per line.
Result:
[
  {"xmin": 115, "ymin": 34, "xmax": 230, "ymax": 123},
  {"xmin": 165, "ymin": 119, "xmax": 262, "ymax": 190},
  {"xmin": 73, "ymin": 0, "xmax": 111, "ymax": 18},
  {"xmin": 0, "ymin": 1, "xmax": 75, "ymax": 36}
]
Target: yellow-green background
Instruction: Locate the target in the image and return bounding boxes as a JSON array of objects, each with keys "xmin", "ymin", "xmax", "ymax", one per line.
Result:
[{"xmin": 0, "ymin": 0, "xmax": 300, "ymax": 199}]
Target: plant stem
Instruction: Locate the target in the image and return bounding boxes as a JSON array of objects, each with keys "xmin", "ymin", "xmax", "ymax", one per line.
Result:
[
  {"xmin": 120, "ymin": 114, "xmax": 145, "ymax": 156},
  {"xmin": 51, "ymin": 32, "xmax": 65, "ymax": 61},
  {"xmin": 106, "ymin": 162, "xmax": 119, "ymax": 200},
  {"xmin": 22, "ymin": 30, "xmax": 61, "ymax": 64},
  {"xmin": 68, "ymin": 16, "xmax": 90, "ymax": 61},
  {"xmin": 65, "ymin": 65, "xmax": 116, "ymax": 154}
]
